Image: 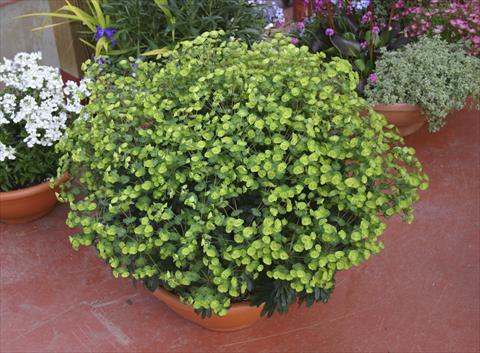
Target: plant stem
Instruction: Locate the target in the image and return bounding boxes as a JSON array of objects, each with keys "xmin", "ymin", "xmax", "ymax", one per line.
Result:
[{"xmin": 326, "ymin": 1, "xmax": 335, "ymax": 30}]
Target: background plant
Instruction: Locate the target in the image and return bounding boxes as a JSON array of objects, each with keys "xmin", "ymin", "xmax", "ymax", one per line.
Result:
[
  {"xmin": 249, "ymin": 0, "xmax": 286, "ymax": 27},
  {"xmin": 0, "ymin": 52, "xmax": 88, "ymax": 191},
  {"xmin": 24, "ymin": 0, "xmax": 271, "ymax": 61},
  {"xmin": 365, "ymin": 36, "xmax": 480, "ymax": 132},
  {"xmin": 403, "ymin": 0, "xmax": 480, "ymax": 56},
  {"xmin": 57, "ymin": 32, "xmax": 427, "ymax": 317},
  {"xmin": 104, "ymin": 0, "xmax": 268, "ymax": 56},
  {"xmin": 290, "ymin": 0, "xmax": 416, "ymax": 94}
]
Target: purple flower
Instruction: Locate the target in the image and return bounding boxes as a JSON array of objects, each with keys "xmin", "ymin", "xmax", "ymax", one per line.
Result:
[
  {"xmin": 291, "ymin": 37, "xmax": 300, "ymax": 45},
  {"xmin": 95, "ymin": 26, "xmax": 117, "ymax": 46},
  {"xmin": 372, "ymin": 26, "xmax": 380, "ymax": 34},
  {"xmin": 249, "ymin": 0, "xmax": 284, "ymax": 25},
  {"xmin": 104, "ymin": 28, "xmax": 117, "ymax": 40},
  {"xmin": 368, "ymin": 73, "xmax": 378, "ymax": 83},
  {"xmin": 95, "ymin": 26, "xmax": 104, "ymax": 42},
  {"xmin": 351, "ymin": 0, "xmax": 370, "ymax": 10},
  {"xmin": 325, "ymin": 28, "xmax": 335, "ymax": 36},
  {"xmin": 360, "ymin": 41, "xmax": 368, "ymax": 49},
  {"xmin": 296, "ymin": 21, "xmax": 305, "ymax": 30},
  {"xmin": 95, "ymin": 56, "xmax": 111, "ymax": 65},
  {"xmin": 361, "ymin": 11, "xmax": 372, "ymax": 24}
]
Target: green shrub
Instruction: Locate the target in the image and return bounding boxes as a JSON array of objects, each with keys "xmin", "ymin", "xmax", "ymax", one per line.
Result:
[
  {"xmin": 365, "ymin": 36, "xmax": 480, "ymax": 132},
  {"xmin": 57, "ymin": 32, "xmax": 428, "ymax": 317}
]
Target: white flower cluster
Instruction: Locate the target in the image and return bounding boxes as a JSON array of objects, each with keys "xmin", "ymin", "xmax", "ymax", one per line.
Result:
[
  {"xmin": 0, "ymin": 52, "xmax": 90, "ymax": 161},
  {"xmin": 0, "ymin": 142, "xmax": 15, "ymax": 161}
]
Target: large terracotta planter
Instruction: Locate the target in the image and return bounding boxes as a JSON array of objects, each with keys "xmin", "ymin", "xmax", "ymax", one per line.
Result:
[
  {"xmin": 153, "ymin": 287, "xmax": 264, "ymax": 332},
  {"xmin": 373, "ymin": 104, "xmax": 426, "ymax": 136},
  {"xmin": 0, "ymin": 174, "xmax": 68, "ymax": 224}
]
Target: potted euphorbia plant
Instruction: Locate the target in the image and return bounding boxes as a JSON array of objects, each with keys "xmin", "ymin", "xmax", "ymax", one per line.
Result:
[
  {"xmin": 0, "ymin": 52, "xmax": 88, "ymax": 224},
  {"xmin": 365, "ymin": 36, "xmax": 480, "ymax": 135},
  {"xmin": 56, "ymin": 32, "xmax": 428, "ymax": 331}
]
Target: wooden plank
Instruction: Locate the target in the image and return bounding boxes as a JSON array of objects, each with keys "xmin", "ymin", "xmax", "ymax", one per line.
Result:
[{"xmin": 48, "ymin": 0, "xmax": 93, "ymax": 78}]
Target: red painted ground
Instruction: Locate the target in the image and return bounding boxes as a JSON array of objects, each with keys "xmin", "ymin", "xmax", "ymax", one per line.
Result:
[{"xmin": 1, "ymin": 106, "xmax": 479, "ymax": 352}]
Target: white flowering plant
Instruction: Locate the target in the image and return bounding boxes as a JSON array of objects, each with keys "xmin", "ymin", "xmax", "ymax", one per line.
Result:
[{"xmin": 0, "ymin": 52, "xmax": 89, "ymax": 191}]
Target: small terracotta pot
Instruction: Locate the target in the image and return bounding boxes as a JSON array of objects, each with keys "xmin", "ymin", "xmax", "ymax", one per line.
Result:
[
  {"xmin": 0, "ymin": 174, "xmax": 68, "ymax": 224},
  {"xmin": 373, "ymin": 104, "xmax": 426, "ymax": 136},
  {"xmin": 153, "ymin": 287, "xmax": 264, "ymax": 332}
]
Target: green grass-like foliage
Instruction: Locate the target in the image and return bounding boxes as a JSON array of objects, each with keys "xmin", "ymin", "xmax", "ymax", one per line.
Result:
[
  {"xmin": 57, "ymin": 31, "xmax": 428, "ymax": 317},
  {"xmin": 365, "ymin": 36, "xmax": 480, "ymax": 132},
  {"xmin": 101, "ymin": 0, "xmax": 267, "ymax": 57}
]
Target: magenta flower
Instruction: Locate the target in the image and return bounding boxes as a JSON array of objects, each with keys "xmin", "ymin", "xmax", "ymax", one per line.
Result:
[
  {"xmin": 296, "ymin": 21, "xmax": 305, "ymax": 30},
  {"xmin": 325, "ymin": 28, "xmax": 335, "ymax": 36},
  {"xmin": 291, "ymin": 37, "xmax": 300, "ymax": 45},
  {"xmin": 361, "ymin": 11, "xmax": 372, "ymax": 24},
  {"xmin": 368, "ymin": 73, "xmax": 378, "ymax": 83}
]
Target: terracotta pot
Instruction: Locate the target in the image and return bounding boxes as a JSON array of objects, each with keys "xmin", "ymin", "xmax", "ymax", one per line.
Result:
[
  {"xmin": 373, "ymin": 104, "xmax": 426, "ymax": 136},
  {"xmin": 153, "ymin": 287, "xmax": 264, "ymax": 332},
  {"xmin": 0, "ymin": 174, "xmax": 68, "ymax": 224}
]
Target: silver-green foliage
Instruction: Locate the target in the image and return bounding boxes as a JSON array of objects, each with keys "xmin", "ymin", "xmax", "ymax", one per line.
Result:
[
  {"xmin": 365, "ymin": 36, "xmax": 480, "ymax": 132},
  {"xmin": 57, "ymin": 32, "xmax": 428, "ymax": 316}
]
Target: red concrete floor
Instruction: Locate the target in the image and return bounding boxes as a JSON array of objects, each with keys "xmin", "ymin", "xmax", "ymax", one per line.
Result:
[{"xmin": 1, "ymin": 106, "xmax": 479, "ymax": 353}]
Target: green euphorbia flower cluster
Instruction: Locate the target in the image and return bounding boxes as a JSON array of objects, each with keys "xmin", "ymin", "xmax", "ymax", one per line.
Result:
[{"xmin": 57, "ymin": 31, "xmax": 428, "ymax": 317}]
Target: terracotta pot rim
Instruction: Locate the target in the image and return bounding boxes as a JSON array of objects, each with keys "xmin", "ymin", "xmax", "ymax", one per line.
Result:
[
  {"xmin": 153, "ymin": 287, "xmax": 256, "ymax": 312},
  {"xmin": 374, "ymin": 103, "xmax": 421, "ymax": 112},
  {"xmin": 0, "ymin": 173, "xmax": 69, "ymax": 201}
]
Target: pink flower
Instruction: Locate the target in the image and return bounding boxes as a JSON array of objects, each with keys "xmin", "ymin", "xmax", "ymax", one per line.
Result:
[
  {"xmin": 291, "ymin": 37, "xmax": 300, "ymax": 45},
  {"xmin": 368, "ymin": 73, "xmax": 378, "ymax": 83},
  {"xmin": 433, "ymin": 25, "xmax": 444, "ymax": 34},
  {"xmin": 325, "ymin": 27, "xmax": 335, "ymax": 36},
  {"xmin": 412, "ymin": 7, "xmax": 422, "ymax": 14},
  {"xmin": 361, "ymin": 11, "xmax": 371, "ymax": 24},
  {"xmin": 372, "ymin": 26, "xmax": 380, "ymax": 34},
  {"xmin": 296, "ymin": 21, "xmax": 305, "ymax": 30}
]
